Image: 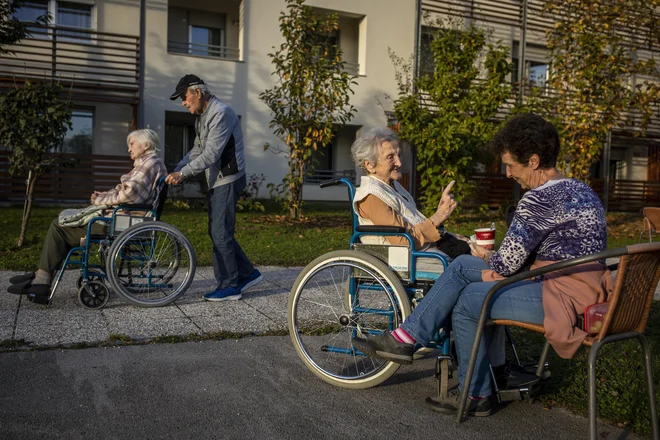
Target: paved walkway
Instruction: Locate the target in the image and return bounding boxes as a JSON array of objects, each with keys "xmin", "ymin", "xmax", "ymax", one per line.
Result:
[
  {"xmin": 1, "ymin": 258, "xmax": 659, "ymax": 348},
  {"xmin": 0, "ymin": 266, "xmax": 302, "ymax": 347}
]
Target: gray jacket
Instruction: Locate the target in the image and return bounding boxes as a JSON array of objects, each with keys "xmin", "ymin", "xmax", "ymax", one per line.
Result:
[{"xmin": 175, "ymin": 96, "xmax": 245, "ymax": 188}]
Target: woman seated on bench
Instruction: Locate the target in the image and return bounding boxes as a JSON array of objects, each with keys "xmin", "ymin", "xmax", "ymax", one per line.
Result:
[
  {"xmin": 350, "ymin": 127, "xmax": 470, "ymax": 275},
  {"xmin": 353, "ymin": 114, "xmax": 609, "ymax": 417},
  {"xmin": 7, "ymin": 129, "xmax": 168, "ymax": 300}
]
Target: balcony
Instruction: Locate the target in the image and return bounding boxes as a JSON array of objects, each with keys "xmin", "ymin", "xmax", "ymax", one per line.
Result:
[
  {"xmin": 167, "ymin": 1, "xmax": 242, "ymax": 62},
  {"xmin": 167, "ymin": 40, "xmax": 240, "ymax": 61},
  {"xmin": 0, "ymin": 24, "xmax": 140, "ymax": 105}
]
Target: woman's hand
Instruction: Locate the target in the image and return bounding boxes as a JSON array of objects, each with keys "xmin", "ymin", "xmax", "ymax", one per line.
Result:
[
  {"xmin": 430, "ymin": 180, "xmax": 457, "ymax": 226},
  {"xmin": 471, "ymin": 242, "xmax": 494, "ymax": 261},
  {"xmin": 90, "ymin": 191, "xmax": 101, "ymax": 204}
]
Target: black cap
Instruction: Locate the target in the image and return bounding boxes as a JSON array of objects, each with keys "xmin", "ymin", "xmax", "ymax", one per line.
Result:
[{"xmin": 169, "ymin": 74, "xmax": 204, "ymax": 100}]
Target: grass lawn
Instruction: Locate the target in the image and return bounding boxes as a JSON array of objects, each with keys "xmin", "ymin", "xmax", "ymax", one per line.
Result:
[{"xmin": 0, "ymin": 203, "xmax": 646, "ymax": 270}]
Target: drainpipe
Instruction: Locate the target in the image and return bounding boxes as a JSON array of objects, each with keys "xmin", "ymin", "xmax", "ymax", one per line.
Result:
[
  {"xmin": 517, "ymin": 0, "xmax": 528, "ymax": 105},
  {"xmin": 409, "ymin": 0, "xmax": 422, "ymax": 195},
  {"xmin": 602, "ymin": 131, "xmax": 612, "ymax": 213},
  {"xmin": 137, "ymin": 0, "xmax": 146, "ymax": 129},
  {"xmin": 512, "ymin": 0, "xmax": 528, "ymax": 204}
]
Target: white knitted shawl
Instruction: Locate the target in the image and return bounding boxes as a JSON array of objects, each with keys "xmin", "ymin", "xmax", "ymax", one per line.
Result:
[{"xmin": 353, "ymin": 175, "xmax": 427, "ymax": 245}]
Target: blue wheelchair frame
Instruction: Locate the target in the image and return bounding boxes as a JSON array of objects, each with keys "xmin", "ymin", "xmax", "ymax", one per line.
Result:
[
  {"xmin": 48, "ymin": 178, "xmax": 170, "ymax": 307},
  {"xmin": 322, "ymin": 177, "xmax": 452, "ymax": 370}
]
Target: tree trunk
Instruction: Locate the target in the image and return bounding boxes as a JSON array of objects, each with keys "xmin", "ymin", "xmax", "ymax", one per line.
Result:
[
  {"xmin": 17, "ymin": 171, "xmax": 37, "ymax": 248},
  {"xmin": 287, "ymin": 155, "xmax": 305, "ymax": 220}
]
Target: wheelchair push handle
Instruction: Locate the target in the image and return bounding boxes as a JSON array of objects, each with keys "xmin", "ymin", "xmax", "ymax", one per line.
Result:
[{"xmin": 320, "ymin": 178, "xmax": 344, "ymax": 188}]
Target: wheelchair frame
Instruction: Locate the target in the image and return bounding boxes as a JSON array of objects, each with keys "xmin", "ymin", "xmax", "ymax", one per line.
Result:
[
  {"xmin": 44, "ymin": 178, "xmax": 197, "ymax": 309},
  {"xmin": 288, "ymin": 177, "xmax": 455, "ymax": 391}
]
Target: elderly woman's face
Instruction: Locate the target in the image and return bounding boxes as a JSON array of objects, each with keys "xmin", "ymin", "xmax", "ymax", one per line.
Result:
[
  {"xmin": 366, "ymin": 141, "xmax": 402, "ymax": 184},
  {"xmin": 501, "ymin": 152, "xmax": 536, "ymax": 189},
  {"xmin": 128, "ymin": 137, "xmax": 149, "ymax": 161}
]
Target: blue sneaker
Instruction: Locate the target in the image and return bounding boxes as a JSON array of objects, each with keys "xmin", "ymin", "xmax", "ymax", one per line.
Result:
[
  {"xmin": 203, "ymin": 285, "xmax": 241, "ymax": 302},
  {"xmin": 237, "ymin": 269, "xmax": 263, "ymax": 293}
]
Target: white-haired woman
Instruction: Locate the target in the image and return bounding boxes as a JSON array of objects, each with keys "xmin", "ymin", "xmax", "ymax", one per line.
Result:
[
  {"xmin": 351, "ymin": 127, "xmax": 469, "ymax": 271},
  {"xmin": 8, "ymin": 129, "xmax": 168, "ymax": 298}
]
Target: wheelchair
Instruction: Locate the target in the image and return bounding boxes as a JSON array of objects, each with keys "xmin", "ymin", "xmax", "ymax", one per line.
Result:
[
  {"xmin": 288, "ymin": 178, "xmax": 544, "ymax": 401},
  {"xmin": 41, "ymin": 178, "xmax": 197, "ymax": 310}
]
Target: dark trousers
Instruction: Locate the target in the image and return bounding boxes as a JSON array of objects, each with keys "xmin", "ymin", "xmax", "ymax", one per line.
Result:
[
  {"xmin": 208, "ymin": 174, "xmax": 255, "ymax": 288},
  {"xmin": 39, "ymin": 219, "xmax": 107, "ymax": 275}
]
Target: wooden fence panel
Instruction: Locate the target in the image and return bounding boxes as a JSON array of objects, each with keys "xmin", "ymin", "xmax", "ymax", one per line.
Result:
[{"xmin": 0, "ymin": 151, "xmax": 132, "ymax": 203}]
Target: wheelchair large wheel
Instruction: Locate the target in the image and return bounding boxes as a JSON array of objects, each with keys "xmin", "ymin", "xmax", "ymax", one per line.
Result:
[
  {"xmin": 288, "ymin": 250, "xmax": 410, "ymax": 389},
  {"xmin": 106, "ymin": 221, "xmax": 196, "ymax": 307}
]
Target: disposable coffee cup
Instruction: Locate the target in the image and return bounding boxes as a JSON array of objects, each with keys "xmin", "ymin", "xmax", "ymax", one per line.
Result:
[{"xmin": 474, "ymin": 228, "xmax": 495, "ymax": 250}]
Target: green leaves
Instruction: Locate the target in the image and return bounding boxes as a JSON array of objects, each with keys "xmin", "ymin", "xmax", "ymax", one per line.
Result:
[
  {"xmin": 392, "ymin": 20, "xmax": 511, "ymax": 215},
  {"xmin": 0, "ymin": 79, "xmax": 73, "ymax": 246},
  {"xmin": 259, "ymin": 0, "xmax": 356, "ymax": 219},
  {"xmin": 532, "ymin": 0, "xmax": 660, "ymax": 182}
]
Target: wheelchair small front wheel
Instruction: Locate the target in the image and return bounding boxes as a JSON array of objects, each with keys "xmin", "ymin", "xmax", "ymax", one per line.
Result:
[
  {"xmin": 288, "ymin": 250, "xmax": 410, "ymax": 389},
  {"xmin": 78, "ymin": 281, "xmax": 110, "ymax": 309},
  {"xmin": 106, "ymin": 221, "xmax": 196, "ymax": 307}
]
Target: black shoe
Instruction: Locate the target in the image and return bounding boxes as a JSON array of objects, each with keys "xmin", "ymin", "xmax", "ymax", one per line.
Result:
[
  {"xmin": 493, "ymin": 362, "xmax": 540, "ymax": 390},
  {"xmin": 7, "ymin": 279, "xmax": 32, "ymax": 295},
  {"xmin": 28, "ymin": 292, "xmax": 51, "ymax": 305},
  {"xmin": 425, "ymin": 390, "xmax": 492, "ymax": 417},
  {"xmin": 9, "ymin": 272, "xmax": 35, "ymax": 284},
  {"xmin": 351, "ymin": 332, "xmax": 413, "ymax": 364},
  {"xmin": 26, "ymin": 284, "xmax": 51, "ymax": 305}
]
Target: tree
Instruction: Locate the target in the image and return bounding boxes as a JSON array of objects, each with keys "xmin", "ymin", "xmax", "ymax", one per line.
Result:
[
  {"xmin": 1, "ymin": 0, "xmax": 49, "ymax": 55},
  {"xmin": 391, "ymin": 20, "xmax": 512, "ymax": 215},
  {"xmin": 531, "ymin": 0, "xmax": 660, "ymax": 181},
  {"xmin": 0, "ymin": 80, "xmax": 73, "ymax": 247},
  {"xmin": 260, "ymin": 0, "xmax": 356, "ymax": 219}
]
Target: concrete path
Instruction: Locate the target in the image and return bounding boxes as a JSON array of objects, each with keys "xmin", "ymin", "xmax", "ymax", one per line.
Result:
[{"xmin": 0, "ymin": 266, "xmax": 301, "ymax": 347}]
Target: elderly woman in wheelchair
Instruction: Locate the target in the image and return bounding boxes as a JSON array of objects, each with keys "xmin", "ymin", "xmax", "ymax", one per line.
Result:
[
  {"xmin": 6, "ymin": 129, "xmax": 189, "ymax": 308},
  {"xmin": 351, "ymin": 127, "xmax": 471, "ymax": 272},
  {"xmin": 352, "ymin": 114, "xmax": 609, "ymax": 417}
]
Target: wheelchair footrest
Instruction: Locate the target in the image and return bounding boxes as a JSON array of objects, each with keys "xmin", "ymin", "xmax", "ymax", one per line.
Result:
[{"xmin": 496, "ymin": 381, "xmax": 541, "ymax": 403}]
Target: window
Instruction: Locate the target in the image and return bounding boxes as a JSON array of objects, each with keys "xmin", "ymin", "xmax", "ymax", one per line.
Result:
[
  {"xmin": 167, "ymin": 7, "xmax": 238, "ymax": 60},
  {"xmin": 14, "ymin": 1, "xmax": 93, "ymax": 40},
  {"xmin": 419, "ymin": 26, "xmax": 436, "ymax": 76},
  {"xmin": 13, "ymin": 0, "xmax": 48, "ymax": 22},
  {"xmin": 419, "ymin": 27, "xmax": 461, "ymax": 77},
  {"xmin": 12, "ymin": 0, "xmax": 48, "ymax": 37},
  {"xmin": 57, "ymin": 1, "xmax": 92, "ymax": 40},
  {"xmin": 60, "ymin": 109, "xmax": 93, "ymax": 154},
  {"xmin": 190, "ymin": 25, "xmax": 224, "ymax": 58},
  {"xmin": 528, "ymin": 62, "xmax": 549, "ymax": 88}
]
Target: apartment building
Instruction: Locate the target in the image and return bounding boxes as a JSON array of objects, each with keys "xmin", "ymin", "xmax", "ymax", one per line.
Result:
[
  {"xmin": 419, "ymin": 0, "xmax": 660, "ymax": 210},
  {"xmin": 2, "ymin": 0, "xmax": 658, "ymax": 208},
  {"xmin": 1, "ymin": 0, "xmax": 417, "ymax": 202}
]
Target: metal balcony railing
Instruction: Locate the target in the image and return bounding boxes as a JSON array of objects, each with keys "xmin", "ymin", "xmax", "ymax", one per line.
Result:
[
  {"xmin": 167, "ymin": 40, "xmax": 240, "ymax": 61},
  {"xmin": 343, "ymin": 61, "xmax": 360, "ymax": 76},
  {"xmin": 0, "ymin": 24, "xmax": 140, "ymax": 104},
  {"xmin": 304, "ymin": 169, "xmax": 356, "ymax": 184}
]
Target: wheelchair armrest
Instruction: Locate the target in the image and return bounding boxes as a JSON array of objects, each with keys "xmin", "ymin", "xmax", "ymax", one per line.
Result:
[
  {"xmin": 116, "ymin": 204, "xmax": 153, "ymax": 211},
  {"xmin": 356, "ymin": 225, "xmax": 406, "ymax": 233}
]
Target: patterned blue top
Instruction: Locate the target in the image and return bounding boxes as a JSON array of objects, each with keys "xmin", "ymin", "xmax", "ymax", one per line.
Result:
[{"xmin": 489, "ymin": 179, "xmax": 607, "ymax": 276}]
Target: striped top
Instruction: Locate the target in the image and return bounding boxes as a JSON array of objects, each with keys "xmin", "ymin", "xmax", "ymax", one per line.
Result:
[
  {"xmin": 93, "ymin": 150, "xmax": 167, "ymax": 206},
  {"xmin": 488, "ymin": 179, "xmax": 607, "ymax": 276}
]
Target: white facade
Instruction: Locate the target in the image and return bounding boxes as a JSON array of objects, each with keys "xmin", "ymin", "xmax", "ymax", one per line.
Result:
[
  {"xmin": 5, "ymin": 0, "xmax": 416, "ymax": 201},
  {"xmin": 138, "ymin": 0, "xmax": 417, "ymax": 201}
]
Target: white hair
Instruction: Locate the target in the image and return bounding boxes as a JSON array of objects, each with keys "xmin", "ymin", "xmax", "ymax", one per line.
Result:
[
  {"xmin": 127, "ymin": 128, "xmax": 160, "ymax": 153},
  {"xmin": 189, "ymin": 83, "xmax": 212, "ymax": 98},
  {"xmin": 351, "ymin": 127, "xmax": 401, "ymax": 172}
]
